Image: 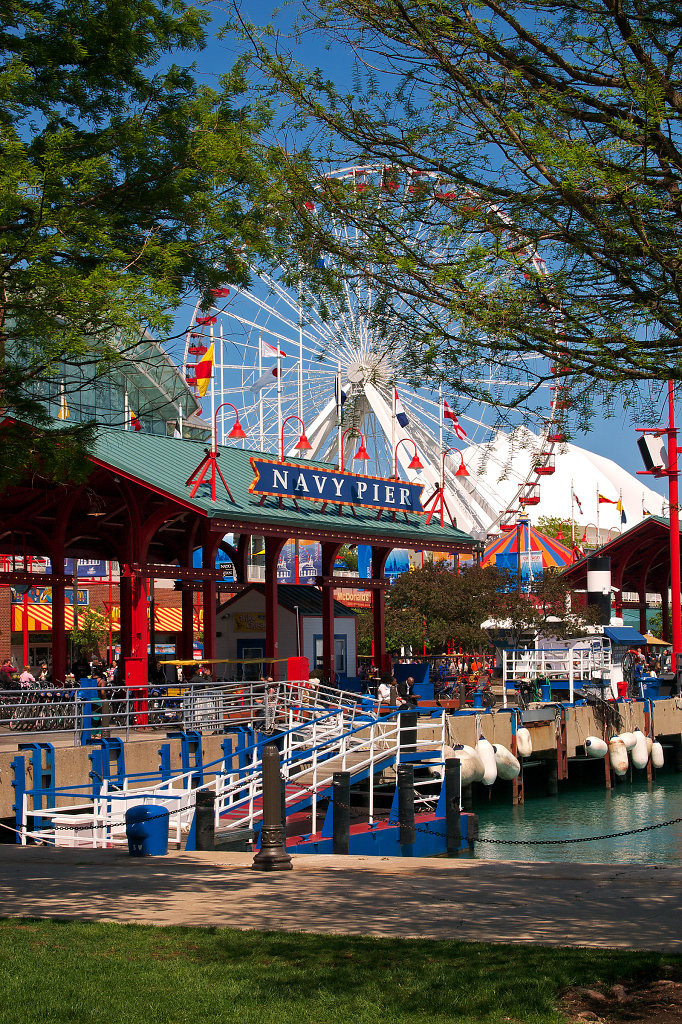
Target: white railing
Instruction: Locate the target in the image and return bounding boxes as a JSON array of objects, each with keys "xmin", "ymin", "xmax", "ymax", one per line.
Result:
[
  {"xmin": 23, "ymin": 709, "xmax": 448, "ymax": 848},
  {"xmin": 502, "ymin": 640, "xmax": 613, "ymax": 704}
]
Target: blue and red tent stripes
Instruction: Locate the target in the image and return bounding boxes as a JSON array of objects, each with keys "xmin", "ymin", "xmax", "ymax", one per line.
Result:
[{"xmin": 482, "ymin": 524, "xmax": 573, "ymax": 569}]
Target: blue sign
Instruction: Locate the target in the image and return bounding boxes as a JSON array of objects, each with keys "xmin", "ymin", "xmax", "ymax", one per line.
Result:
[
  {"xmin": 44, "ymin": 559, "xmax": 108, "ymax": 578},
  {"xmin": 250, "ymin": 459, "xmax": 424, "ymax": 513}
]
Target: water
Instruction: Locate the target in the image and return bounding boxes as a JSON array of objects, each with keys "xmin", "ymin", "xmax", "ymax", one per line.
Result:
[{"xmin": 473, "ymin": 769, "xmax": 682, "ymax": 864}]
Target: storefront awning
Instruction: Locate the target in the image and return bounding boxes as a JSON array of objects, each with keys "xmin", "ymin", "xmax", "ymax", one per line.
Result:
[{"xmin": 11, "ymin": 605, "xmax": 202, "ymax": 633}]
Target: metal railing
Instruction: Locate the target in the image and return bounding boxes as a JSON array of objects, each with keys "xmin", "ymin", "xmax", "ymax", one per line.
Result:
[
  {"xmin": 502, "ymin": 640, "xmax": 613, "ymax": 704},
  {"xmin": 22, "ymin": 708, "xmax": 448, "ymax": 848},
  {"xmin": 0, "ymin": 678, "xmax": 368, "ymax": 744}
]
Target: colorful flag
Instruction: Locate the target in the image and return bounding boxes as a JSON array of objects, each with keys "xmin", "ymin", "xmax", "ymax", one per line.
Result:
[
  {"xmin": 173, "ymin": 425, "xmax": 182, "ymax": 439},
  {"xmin": 395, "ymin": 388, "xmax": 409, "ymax": 428},
  {"xmin": 195, "ymin": 343, "xmax": 214, "ymax": 398},
  {"xmin": 573, "ymin": 492, "xmax": 583, "ymax": 514},
  {"xmin": 598, "ymin": 493, "xmax": 617, "ymax": 505},
  {"xmin": 57, "ymin": 392, "xmax": 70, "ymax": 420},
  {"xmin": 643, "ymin": 507, "xmax": 651, "ymax": 516},
  {"xmin": 335, "ymin": 377, "xmax": 348, "ymax": 408},
  {"xmin": 260, "ymin": 338, "xmax": 287, "ymax": 359},
  {"xmin": 616, "ymin": 497, "xmax": 627, "ymax": 524},
  {"xmin": 443, "ymin": 399, "xmax": 467, "ymax": 439},
  {"xmin": 130, "ymin": 411, "xmax": 142, "ymax": 432},
  {"xmin": 249, "ymin": 366, "xmax": 279, "ymax": 393}
]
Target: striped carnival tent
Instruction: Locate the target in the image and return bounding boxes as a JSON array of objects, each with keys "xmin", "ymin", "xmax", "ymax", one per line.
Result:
[{"xmin": 482, "ymin": 520, "xmax": 573, "ymax": 573}]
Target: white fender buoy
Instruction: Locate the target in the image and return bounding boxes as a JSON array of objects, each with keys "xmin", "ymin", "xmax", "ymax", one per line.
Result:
[
  {"xmin": 428, "ymin": 744, "xmax": 457, "ymax": 778},
  {"xmin": 585, "ymin": 736, "xmax": 608, "ymax": 759},
  {"xmin": 476, "ymin": 736, "xmax": 498, "ymax": 786},
  {"xmin": 652, "ymin": 741, "xmax": 665, "ymax": 768},
  {"xmin": 609, "ymin": 737, "xmax": 629, "ymax": 776},
  {"xmin": 516, "ymin": 727, "xmax": 533, "ymax": 758},
  {"xmin": 631, "ymin": 729, "xmax": 649, "ymax": 770},
  {"xmin": 451, "ymin": 744, "xmax": 485, "ymax": 785},
  {"xmin": 646, "ymin": 735, "xmax": 654, "ymax": 756},
  {"xmin": 618, "ymin": 731, "xmax": 637, "ymax": 751},
  {"xmin": 493, "ymin": 743, "xmax": 521, "ymax": 780}
]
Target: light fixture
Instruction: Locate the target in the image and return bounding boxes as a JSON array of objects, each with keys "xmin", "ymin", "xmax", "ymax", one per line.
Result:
[
  {"xmin": 408, "ymin": 452, "xmax": 424, "ymax": 471},
  {"xmin": 227, "ymin": 418, "xmax": 247, "ymax": 440},
  {"xmin": 294, "ymin": 431, "xmax": 312, "ymax": 451},
  {"xmin": 354, "ymin": 442, "xmax": 370, "ymax": 461}
]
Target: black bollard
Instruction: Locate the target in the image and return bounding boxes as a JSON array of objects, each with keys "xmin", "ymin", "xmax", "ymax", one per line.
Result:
[
  {"xmin": 397, "ymin": 762, "xmax": 415, "ymax": 847},
  {"xmin": 444, "ymin": 757, "xmax": 462, "ymax": 855},
  {"xmin": 399, "ymin": 711, "xmax": 418, "ymax": 755},
  {"xmin": 332, "ymin": 771, "xmax": 351, "ymax": 855},
  {"xmin": 459, "ymin": 678, "xmax": 467, "ymax": 709},
  {"xmin": 252, "ymin": 743, "xmax": 293, "ymax": 871},
  {"xmin": 195, "ymin": 789, "xmax": 215, "ymax": 851}
]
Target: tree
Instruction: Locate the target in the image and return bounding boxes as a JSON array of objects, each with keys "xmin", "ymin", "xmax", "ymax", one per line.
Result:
[
  {"xmin": 70, "ymin": 608, "xmax": 108, "ymax": 660},
  {"xmin": 234, "ymin": 0, "xmax": 682, "ymax": 427},
  {"xmin": 536, "ymin": 516, "xmax": 574, "ymax": 544},
  {"xmin": 1, "ymin": 0, "xmax": 276, "ymax": 478}
]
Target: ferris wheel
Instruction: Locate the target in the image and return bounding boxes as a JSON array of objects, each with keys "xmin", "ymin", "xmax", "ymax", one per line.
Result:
[{"xmin": 182, "ymin": 165, "xmax": 567, "ymax": 536}]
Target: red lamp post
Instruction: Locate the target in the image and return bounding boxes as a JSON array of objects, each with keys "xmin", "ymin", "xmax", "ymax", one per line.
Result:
[
  {"xmin": 185, "ymin": 401, "xmax": 247, "ymax": 501},
  {"xmin": 422, "ymin": 447, "xmax": 468, "ymax": 527},
  {"xmin": 637, "ymin": 381, "xmax": 682, "ymax": 658},
  {"xmin": 280, "ymin": 415, "xmax": 312, "ymax": 461},
  {"xmin": 340, "ymin": 428, "xmax": 370, "ymax": 471},
  {"xmin": 393, "ymin": 438, "xmax": 424, "ymax": 479}
]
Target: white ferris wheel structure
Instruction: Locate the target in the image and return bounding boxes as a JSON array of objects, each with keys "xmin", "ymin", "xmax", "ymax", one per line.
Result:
[{"xmin": 181, "ymin": 165, "xmax": 567, "ymax": 538}]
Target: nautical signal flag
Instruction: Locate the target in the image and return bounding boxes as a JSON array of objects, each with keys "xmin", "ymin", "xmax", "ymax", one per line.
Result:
[
  {"xmin": 260, "ymin": 338, "xmax": 286, "ymax": 360},
  {"xmin": 195, "ymin": 343, "xmax": 214, "ymax": 398},
  {"xmin": 443, "ymin": 399, "xmax": 467, "ymax": 439},
  {"xmin": 130, "ymin": 410, "xmax": 142, "ymax": 432},
  {"xmin": 335, "ymin": 377, "xmax": 348, "ymax": 408},
  {"xmin": 395, "ymin": 389, "xmax": 409, "ymax": 428},
  {"xmin": 249, "ymin": 365, "xmax": 279, "ymax": 393},
  {"xmin": 598, "ymin": 493, "xmax": 617, "ymax": 505},
  {"xmin": 617, "ymin": 497, "xmax": 627, "ymax": 524},
  {"xmin": 57, "ymin": 393, "xmax": 70, "ymax": 420},
  {"xmin": 573, "ymin": 492, "xmax": 583, "ymax": 514}
]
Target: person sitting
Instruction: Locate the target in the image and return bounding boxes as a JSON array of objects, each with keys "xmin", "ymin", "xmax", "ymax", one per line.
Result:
[
  {"xmin": 37, "ymin": 662, "xmax": 52, "ymax": 684},
  {"xmin": 396, "ymin": 676, "xmax": 418, "ymax": 709},
  {"xmin": 19, "ymin": 664, "xmax": 35, "ymax": 688}
]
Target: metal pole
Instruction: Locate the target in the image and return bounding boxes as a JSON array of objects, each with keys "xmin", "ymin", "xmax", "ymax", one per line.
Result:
[
  {"xmin": 332, "ymin": 770, "xmax": 351, "ymax": 855},
  {"xmin": 195, "ymin": 789, "xmax": 215, "ymax": 851},
  {"xmin": 251, "ymin": 743, "xmax": 292, "ymax": 870},
  {"xmin": 397, "ymin": 762, "xmax": 415, "ymax": 848},
  {"xmin": 444, "ymin": 756, "xmax": 462, "ymax": 855},
  {"xmin": 668, "ymin": 381, "xmax": 682, "ymax": 657}
]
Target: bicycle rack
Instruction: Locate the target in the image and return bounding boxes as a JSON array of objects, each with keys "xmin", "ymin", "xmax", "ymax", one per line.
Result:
[
  {"xmin": 18, "ymin": 742, "xmax": 55, "ymax": 832},
  {"xmin": 10, "ymin": 754, "xmax": 26, "ymax": 842},
  {"xmin": 87, "ymin": 737, "xmax": 125, "ymax": 797},
  {"xmin": 167, "ymin": 731, "xmax": 204, "ymax": 788}
]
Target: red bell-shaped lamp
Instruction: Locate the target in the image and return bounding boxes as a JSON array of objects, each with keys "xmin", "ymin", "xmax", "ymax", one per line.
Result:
[
  {"xmin": 408, "ymin": 452, "xmax": 424, "ymax": 470},
  {"xmin": 227, "ymin": 418, "xmax": 247, "ymax": 440},
  {"xmin": 294, "ymin": 431, "xmax": 312, "ymax": 452},
  {"xmin": 354, "ymin": 442, "xmax": 370, "ymax": 461}
]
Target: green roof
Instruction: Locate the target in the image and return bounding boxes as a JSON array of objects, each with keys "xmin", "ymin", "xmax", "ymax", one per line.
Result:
[{"xmin": 91, "ymin": 427, "xmax": 475, "ymax": 550}]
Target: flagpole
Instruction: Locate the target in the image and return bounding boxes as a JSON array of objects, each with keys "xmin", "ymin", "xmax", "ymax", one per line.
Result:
[
  {"xmin": 210, "ymin": 323, "xmax": 216, "ymax": 451},
  {"xmin": 571, "ymin": 479, "xmax": 575, "ymax": 545},
  {"xmin": 277, "ymin": 346, "xmax": 282, "ymax": 454},
  {"xmin": 124, "ymin": 391, "xmax": 129, "ymax": 431},
  {"xmin": 298, "ymin": 280, "xmax": 304, "ymax": 421},
  {"xmin": 219, "ymin": 320, "xmax": 225, "ymax": 444},
  {"xmin": 179, "ymin": 400, "xmax": 183, "ymax": 439},
  {"xmin": 337, "ymin": 362, "xmax": 342, "ymax": 470},
  {"xmin": 392, "ymin": 387, "xmax": 396, "ymax": 479},
  {"xmin": 596, "ymin": 484, "xmax": 599, "ymax": 542},
  {"xmin": 439, "ymin": 383, "xmax": 443, "ymax": 454},
  {"xmin": 258, "ymin": 334, "xmax": 263, "ymax": 451}
]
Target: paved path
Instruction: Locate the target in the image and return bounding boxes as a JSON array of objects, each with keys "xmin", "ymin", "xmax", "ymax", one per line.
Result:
[{"xmin": 0, "ymin": 846, "xmax": 679, "ymax": 950}]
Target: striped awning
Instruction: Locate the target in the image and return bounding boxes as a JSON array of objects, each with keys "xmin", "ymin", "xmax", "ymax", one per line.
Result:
[{"xmin": 11, "ymin": 605, "xmax": 202, "ymax": 633}]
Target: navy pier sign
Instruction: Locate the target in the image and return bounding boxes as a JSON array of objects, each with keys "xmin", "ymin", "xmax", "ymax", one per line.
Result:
[{"xmin": 249, "ymin": 458, "xmax": 424, "ymax": 514}]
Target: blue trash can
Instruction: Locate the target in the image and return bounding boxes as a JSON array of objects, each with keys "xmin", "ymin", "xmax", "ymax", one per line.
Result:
[
  {"xmin": 472, "ymin": 691, "xmax": 483, "ymax": 708},
  {"xmin": 541, "ymin": 684, "xmax": 552, "ymax": 701},
  {"xmin": 125, "ymin": 804, "xmax": 169, "ymax": 856}
]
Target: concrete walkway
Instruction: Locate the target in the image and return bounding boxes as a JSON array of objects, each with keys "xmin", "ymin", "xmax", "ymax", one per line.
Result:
[{"xmin": 0, "ymin": 845, "xmax": 679, "ymax": 950}]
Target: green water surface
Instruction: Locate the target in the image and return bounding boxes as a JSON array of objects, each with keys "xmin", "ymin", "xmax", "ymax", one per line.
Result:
[{"xmin": 473, "ymin": 767, "xmax": 682, "ymax": 864}]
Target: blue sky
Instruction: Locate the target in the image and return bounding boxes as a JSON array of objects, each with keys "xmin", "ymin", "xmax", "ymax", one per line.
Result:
[{"xmin": 173, "ymin": 1, "xmax": 669, "ymax": 495}]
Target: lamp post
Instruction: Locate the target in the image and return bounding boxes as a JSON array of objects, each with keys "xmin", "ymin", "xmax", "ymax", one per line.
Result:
[
  {"xmin": 422, "ymin": 447, "xmax": 469, "ymax": 528},
  {"xmin": 280, "ymin": 415, "xmax": 312, "ymax": 461},
  {"xmin": 339, "ymin": 428, "xmax": 370, "ymax": 472},
  {"xmin": 185, "ymin": 402, "xmax": 246, "ymax": 501},
  {"xmin": 393, "ymin": 438, "xmax": 423, "ymax": 480},
  {"xmin": 636, "ymin": 381, "xmax": 682, "ymax": 658}
]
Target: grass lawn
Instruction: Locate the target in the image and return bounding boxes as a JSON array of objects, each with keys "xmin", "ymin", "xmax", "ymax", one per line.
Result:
[{"xmin": 0, "ymin": 919, "xmax": 677, "ymax": 1024}]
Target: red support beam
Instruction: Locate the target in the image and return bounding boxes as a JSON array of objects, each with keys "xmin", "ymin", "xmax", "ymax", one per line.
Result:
[
  {"xmin": 321, "ymin": 542, "xmax": 341, "ymax": 686},
  {"xmin": 264, "ymin": 537, "xmax": 286, "ymax": 680},
  {"xmin": 180, "ymin": 585, "xmax": 195, "ymax": 660},
  {"xmin": 371, "ymin": 546, "xmax": 391, "ymax": 674},
  {"xmin": 51, "ymin": 550, "xmax": 67, "ymax": 686}
]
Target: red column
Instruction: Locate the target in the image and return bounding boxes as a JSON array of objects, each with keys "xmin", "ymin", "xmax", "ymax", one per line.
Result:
[
  {"xmin": 51, "ymin": 551, "xmax": 66, "ymax": 685},
  {"xmin": 121, "ymin": 567, "xmax": 148, "ymax": 688},
  {"xmin": 202, "ymin": 578, "xmax": 217, "ymax": 677},
  {"xmin": 321, "ymin": 542, "xmax": 340, "ymax": 685},
  {"xmin": 667, "ymin": 381, "xmax": 682, "ymax": 657},
  {"xmin": 180, "ymin": 585, "xmax": 194, "ymax": 660},
  {"xmin": 662, "ymin": 586, "xmax": 670, "ymax": 641},
  {"xmin": 264, "ymin": 537, "xmax": 285, "ymax": 680},
  {"xmin": 371, "ymin": 546, "xmax": 391, "ymax": 674}
]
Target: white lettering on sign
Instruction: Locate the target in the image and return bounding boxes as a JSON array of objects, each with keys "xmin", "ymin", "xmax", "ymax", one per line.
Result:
[
  {"xmin": 385, "ymin": 485, "xmax": 395, "ymax": 503},
  {"xmin": 357, "ymin": 482, "xmax": 367, "ymax": 500},
  {"xmin": 373, "ymin": 484, "xmax": 380, "ymax": 501},
  {"xmin": 293, "ymin": 473, "xmax": 309, "ymax": 493},
  {"xmin": 313, "ymin": 475, "xmax": 326, "ymax": 495},
  {"xmin": 400, "ymin": 487, "xmax": 410, "ymax": 506},
  {"xmin": 273, "ymin": 469, "xmax": 289, "ymax": 489},
  {"xmin": 332, "ymin": 477, "xmax": 344, "ymax": 497}
]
